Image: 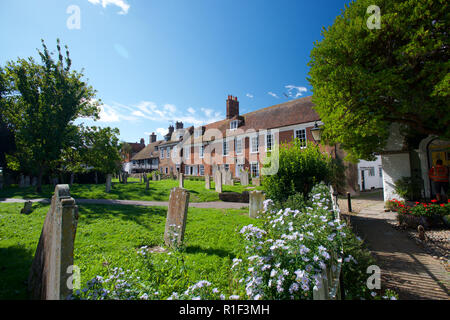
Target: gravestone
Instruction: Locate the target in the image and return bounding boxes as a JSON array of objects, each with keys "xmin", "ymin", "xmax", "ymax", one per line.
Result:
[
  {"xmin": 24, "ymin": 176, "xmax": 31, "ymax": 187},
  {"xmin": 249, "ymin": 190, "xmax": 265, "ymax": 218},
  {"xmin": 224, "ymin": 170, "xmax": 233, "ymax": 186},
  {"xmin": 205, "ymin": 175, "xmax": 211, "ymax": 190},
  {"xmin": 21, "ymin": 200, "xmax": 33, "ymax": 215},
  {"xmin": 252, "ymin": 177, "xmax": 261, "ymax": 187},
  {"xmin": 240, "ymin": 170, "xmax": 249, "ymax": 186},
  {"xmin": 32, "ymin": 177, "xmax": 38, "ymax": 186},
  {"xmin": 164, "ymin": 188, "xmax": 190, "ymax": 247},
  {"xmin": 19, "ymin": 174, "xmax": 25, "ymax": 188},
  {"xmin": 214, "ymin": 170, "xmax": 222, "ymax": 193},
  {"xmin": 179, "ymin": 173, "xmax": 184, "ymax": 188},
  {"xmin": 145, "ymin": 175, "xmax": 150, "ymax": 191},
  {"xmin": 105, "ymin": 174, "xmax": 112, "ymax": 193},
  {"xmin": 28, "ymin": 185, "xmax": 79, "ymax": 300},
  {"xmin": 140, "ymin": 174, "xmax": 143, "ymax": 183},
  {"xmin": 157, "ymin": 174, "xmax": 161, "ymax": 181},
  {"xmin": 152, "ymin": 172, "xmax": 157, "ymax": 181}
]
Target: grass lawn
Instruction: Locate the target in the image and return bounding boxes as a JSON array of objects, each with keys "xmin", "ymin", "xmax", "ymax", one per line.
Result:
[
  {"xmin": 0, "ymin": 179, "xmax": 263, "ymax": 203},
  {"xmin": 0, "ymin": 202, "xmax": 259, "ymax": 299}
]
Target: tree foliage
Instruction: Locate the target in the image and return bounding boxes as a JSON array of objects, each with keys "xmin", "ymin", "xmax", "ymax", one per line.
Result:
[
  {"xmin": 1, "ymin": 39, "xmax": 100, "ymax": 191},
  {"xmin": 308, "ymin": 0, "xmax": 449, "ymax": 161}
]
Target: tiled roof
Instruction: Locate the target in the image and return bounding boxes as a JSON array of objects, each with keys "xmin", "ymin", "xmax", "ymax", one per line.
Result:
[
  {"xmin": 198, "ymin": 96, "xmax": 319, "ymax": 142},
  {"xmin": 131, "ymin": 141, "xmax": 163, "ymax": 161}
]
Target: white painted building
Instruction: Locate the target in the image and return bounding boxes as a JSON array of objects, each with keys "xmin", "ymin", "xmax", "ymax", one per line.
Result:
[{"xmin": 358, "ymin": 156, "xmax": 383, "ymax": 191}]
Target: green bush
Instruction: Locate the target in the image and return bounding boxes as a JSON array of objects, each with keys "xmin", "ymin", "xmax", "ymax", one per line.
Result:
[
  {"xmin": 394, "ymin": 176, "xmax": 423, "ymax": 201},
  {"xmin": 262, "ymin": 140, "xmax": 332, "ymax": 203}
]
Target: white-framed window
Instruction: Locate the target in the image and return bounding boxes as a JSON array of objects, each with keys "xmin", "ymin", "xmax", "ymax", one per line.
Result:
[
  {"xmin": 250, "ymin": 162, "xmax": 259, "ymax": 177},
  {"xmin": 295, "ymin": 129, "xmax": 307, "ymax": 148},
  {"xmin": 166, "ymin": 147, "xmax": 171, "ymax": 158},
  {"xmin": 161, "ymin": 148, "xmax": 165, "ymax": 159},
  {"xmin": 193, "ymin": 165, "xmax": 198, "ymax": 176},
  {"xmin": 165, "ymin": 167, "xmax": 168, "ymax": 174},
  {"xmin": 199, "ymin": 165, "xmax": 204, "ymax": 176},
  {"xmin": 185, "ymin": 146, "xmax": 190, "ymax": 159},
  {"xmin": 369, "ymin": 167, "xmax": 375, "ymax": 176},
  {"xmin": 251, "ymin": 136, "xmax": 259, "ymax": 153},
  {"xmin": 194, "ymin": 129, "xmax": 201, "ymax": 138},
  {"xmin": 379, "ymin": 167, "xmax": 383, "ymax": 177},
  {"xmin": 200, "ymin": 145, "xmax": 205, "ymax": 158},
  {"xmin": 223, "ymin": 140, "xmax": 229, "ymax": 156},
  {"xmin": 266, "ymin": 133, "xmax": 273, "ymax": 152},
  {"xmin": 235, "ymin": 138, "xmax": 243, "ymax": 155},
  {"xmin": 230, "ymin": 120, "xmax": 239, "ymax": 130}
]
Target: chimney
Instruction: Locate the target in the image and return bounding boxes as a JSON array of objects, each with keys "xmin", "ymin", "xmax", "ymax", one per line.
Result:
[
  {"xmin": 150, "ymin": 132, "xmax": 157, "ymax": 143},
  {"xmin": 226, "ymin": 95, "xmax": 239, "ymax": 119},
  {"xmin": 176, "ymin": 121, "xmax": 184, "ymax": 129}
]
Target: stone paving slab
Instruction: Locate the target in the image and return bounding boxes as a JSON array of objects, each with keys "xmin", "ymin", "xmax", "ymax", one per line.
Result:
[
  {"xmin": 350, "ymin": 202, "xmax": 450, "ymax": 300},
  {"xmin": 0, "ymin": 198, "xmax": 249, "ymax": 209}
]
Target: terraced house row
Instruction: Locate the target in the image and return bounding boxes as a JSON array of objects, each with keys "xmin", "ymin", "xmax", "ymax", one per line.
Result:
[{"xmin": 128, "ymin": 95, "xmax": 363, "ymax": 194}]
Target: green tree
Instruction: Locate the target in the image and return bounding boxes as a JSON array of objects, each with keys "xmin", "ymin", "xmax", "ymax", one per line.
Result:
[
  {"xmin": 83, "ymin": 126, "xmax": 122, "ymax": 177},
  {"xmin": 2, "ymin": 39, "xmax": 100, "ymax": 191},
  {"xmin": 308, "ymin": 0, "xmax": 449, "ymax": 161}
]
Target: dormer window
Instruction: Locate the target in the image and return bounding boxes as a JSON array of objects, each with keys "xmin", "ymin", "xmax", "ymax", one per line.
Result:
[{"xmin": 230, "ymin": 120, "xmax": 239, "ymax": 130}]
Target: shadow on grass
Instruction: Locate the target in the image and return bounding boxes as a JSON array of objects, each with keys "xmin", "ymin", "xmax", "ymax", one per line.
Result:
[
  {"xmin": 0, "ymin": 246, "xmax": 34, "ymax": 300},
  {"xmin": 184, "ymin": 245, "xmax": 236, "ymax": 259}
]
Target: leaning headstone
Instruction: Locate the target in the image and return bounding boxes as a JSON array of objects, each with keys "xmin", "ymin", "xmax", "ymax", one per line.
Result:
[
  {"xmin": 164, "ymin": 188, "xmax": 190, "ymax": 247},
  {"xmin": 214, "ymin": 170, "xmax": 222, "ymax": 193},
  {"xmin": 19, "ymin": 174, "xmax": 25, "ymax": 188},
  {"xmin": 28, "ymin": 184, "xmax": 79, "ymax": 300},
  {"xmin": 21, "ymin": 200, "xmax": 33, "ymax": 215},
  {"xmin": 105, "ymin": 174, "xmax": 112, "ymax": 193},
  {"xmin": 249, "ymin": 190, "xmax": 265, "ymax": 218},
  {"xmin": 24, "ymin": 176, "xmax": 31, "ymax": 187},
  {"xmin": 179, "ymin": 173, "xmax": 184, "ymax": 188},
  {"xmin": 240, "ymin": 170, "xmax": 249, "ymax": 186},
  {"xmin": 205, "ymin": 175, "xmax": 211, "ymax": 190}
]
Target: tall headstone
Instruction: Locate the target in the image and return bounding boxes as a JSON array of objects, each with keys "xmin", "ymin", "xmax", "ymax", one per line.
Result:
[
  {"xmin": 205, "ymin": 175, "xmax": 211, "ymax": 190},
  {"xmin": 28, "ymin": 185, "xmax": 79, "ymax": 300},
  {"xmin": 24, "ymin": 176, "xmax": 31, "ymax": 187},
  {"xmin": 240, "ymin": 170, "xmax": 249, "ymax": 186},
  {"xmin": 249, "ymin": 190, "xmax": 265, "ymax": 218},
  {"xmin": 224, "ymin": 170, "xmax": 233, "ymax": 186},
  {"xmin": 105, "ymin": 174, "xmax": 112, "ymax": 193},
  {"xmin": 19, "ymin": 174, "xmax": 25, "ymax": 188},
  {"xmin": 164, "ymin": 188, "xmax": 190, "ymax": 247},
  {"xmin": 179, "ymin": 173, "xmax": 184, "ymax": 188},
  {"xmin": 140, "ymin": 174, "xmax": 143, "ymax": 183},
  {"xmin": 214, "ymin": 170, "xmax": 222, "ymax": 193}
]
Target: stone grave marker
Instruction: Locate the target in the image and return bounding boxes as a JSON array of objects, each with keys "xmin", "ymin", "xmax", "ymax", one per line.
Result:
[
  {"xmin": 179, "ymin": 173, "xmax": 184, "ymax": 188},
  {"xmin": 205, "ymin": 175, "xmax": 211, "ymax": 189},
  {"xmin": 19, "ymin": 174, "xmax": 25, "ymax": 188},
  {"xmin": 214, "ymin": 170, "xmax": 222, "ymax": 193},
  {"xmin": 240, "ymin": 170, "xmax": 249, "ymax": 186},
  {"xmin": 28, "ymin": 184, "xmax": 79, "ymax": 300},
  {"xmin": 21, "ymin": 200, "xmax": 33, "ymax": 215},
  {"xmin": 152, "ymin": 172, "xmax": 157, "ymax": 181},
  {"xmin": 164, "ymin": 187, "xmax": 190, "ymax": 247},
  {"xmin": 105, "ymin": 174, "xmax": 112, "ymax": 193},
  {"xmin": 224, "ymin": 170, "xmax": 233, "ymax": 186},
  {"xmin": 249, "ymin": 190, "xmax": 265, "ymax": 218},
  {"xmin": 24, "ymin": 176, "xmax": 31, "ymax": 187},
  {"xmin": 32, "ymin": 177, "xmax": 37, "ymax": 186}
]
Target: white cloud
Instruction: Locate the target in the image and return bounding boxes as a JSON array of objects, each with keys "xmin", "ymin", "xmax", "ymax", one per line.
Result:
[
  {"xmin": 268, "ymin": 92, "xmax": 279, "ymax": 99},
  {"xmin": 246, "ymin": 93, "xmax": 254, "ymax": 99},
  {"xmin": 88, "ymin": 0, "xmax": 130, "ymax": 15},
  {"xmin": 285, "ymin": 85, "xmax": 307, "ymax": 98},
  {"xmin": 156, "ymin": 128, "xmax": 168, "ymax": 138},
  {"xmin": 187, "ymin": 107, "xmax": 196, "ymax": 114},
  {"xmin": 98, "ymin": 104, "xmax": 120, "ymax": 122}
]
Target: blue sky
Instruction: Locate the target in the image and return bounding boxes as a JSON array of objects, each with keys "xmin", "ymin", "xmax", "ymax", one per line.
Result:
[{"xmin": 0, "ymin": 0, "xmax": 351, "ymax": 144}]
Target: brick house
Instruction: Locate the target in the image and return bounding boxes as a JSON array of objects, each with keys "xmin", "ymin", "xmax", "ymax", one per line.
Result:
[
  {"xmin": 129, "ymin": 133, "xmax": 162, "ymax": 173},
  {"xmin": 155, "ymin": 95, "xmax": 360, "ymax": 194}
]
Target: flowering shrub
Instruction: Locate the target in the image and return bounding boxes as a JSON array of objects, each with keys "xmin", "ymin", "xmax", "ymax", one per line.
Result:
[
  {"xmin": 231, "ymin": 183, "xmax": 376, "ymax": 300},
  {"xmin": 385, "ymin": 199, "xmax": 405, "ymax": 212}
]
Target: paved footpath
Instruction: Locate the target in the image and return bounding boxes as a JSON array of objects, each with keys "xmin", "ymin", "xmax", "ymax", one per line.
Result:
[
  {"xmin": 350, "ymin": 201, "xmax": 450, "ymax": 300},
  {"xmin": 0, "ymin": 198, "xmax": 249, "ymax": 209}
]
